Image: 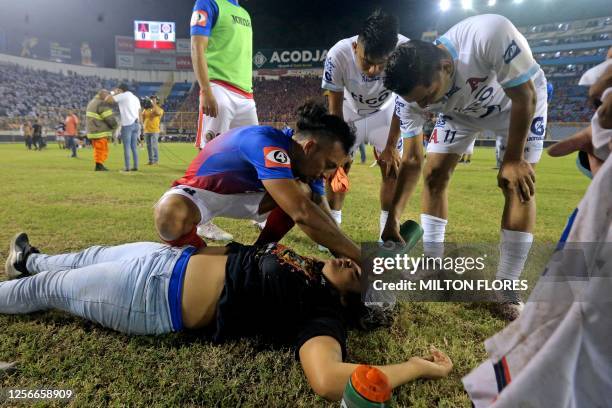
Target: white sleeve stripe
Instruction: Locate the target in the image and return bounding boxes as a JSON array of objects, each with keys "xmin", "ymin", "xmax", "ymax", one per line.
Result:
[
  {"xmin": 401, "ymin": 129, "xmax": 422, "ymax": 138},
  {"xmin": 501, "ymin": 64, "xmax": 540, "ymax": 88},
  {"xmin": 321, "ymin": 82, "xmax": 343, "ymax": 92}
]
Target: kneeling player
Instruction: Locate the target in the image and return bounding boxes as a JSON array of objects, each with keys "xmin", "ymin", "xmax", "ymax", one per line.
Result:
[{"xmin": 154, "ymin": 101, "xmax": 361, "ymax": 261}]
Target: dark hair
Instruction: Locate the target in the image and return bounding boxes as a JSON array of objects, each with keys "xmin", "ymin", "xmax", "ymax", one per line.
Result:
[
  {"xmin": 295, "ymin": 100, "xmax": 355, "ymax": 154},
  {"xmin": 358, "ymin": 10, "xmax": 399, "ymax": 60},
  {"xmin": 384, "ymin": 40, "xmax": 447, "ymax": 95},
  {"xmin": 117, "ymin": 83, "xmax": 129, "ymax": 92}
]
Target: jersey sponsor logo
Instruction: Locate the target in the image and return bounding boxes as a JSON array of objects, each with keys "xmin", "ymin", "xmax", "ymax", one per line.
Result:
[
  {"xmin": 446, "ymin": 84, "xmax": 461, "ymax": 98},
  {"xmin": 530, "ymin": 116, "xmax": 545, "ymax": 136},
  {"xmin": 503, "ymin": 40, "xmax": 521, "ymax": 64},
  {"xmin": 323, "ymin": 57, "xmax": 335, "ymax": 83},
  {"xmin": 349, "ymin": 89, "xmax": 391, "ymax": 109},
  {"xmin": 466, "ymin": 77, "xmax": 488, "ymax": 93},
  {"xmin": 190, "ymin": 10, "xmax": 208, "ymax": 27},
  {"xmin": 231, "ymin": 15, "xmax": 251, "ymax": 27},
  {"xmin": 360, "ymin": 73, "xmax": 383, "ymax": 83},
  {"xmin": 263, "ymin": 147, "xmax": 291, "ymax": 168}
]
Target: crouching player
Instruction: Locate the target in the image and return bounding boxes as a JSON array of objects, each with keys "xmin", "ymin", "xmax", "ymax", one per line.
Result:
[
  {"xmin": 154, "ymin": 101, "xmax": 361, "ymax": 261},
  {"xmin": 322, "ymin": 11, "xmax": 422, "ymax": 240},
  {"xmin": 382, "ymin": 15, "xmax": 549, "ymax": 320},
  {"xmin": 3, "ymin": 232, "xmax": 452, "ymax": 401}
]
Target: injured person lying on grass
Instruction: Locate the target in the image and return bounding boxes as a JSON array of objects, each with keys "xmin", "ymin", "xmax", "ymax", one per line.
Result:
[{"xmin": 2, "ymin": 235, "xmax": 452, "ymax": 401}]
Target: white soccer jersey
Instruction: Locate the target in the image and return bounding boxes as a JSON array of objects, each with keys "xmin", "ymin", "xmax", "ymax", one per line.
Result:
[
  {"xmin": 322, "ymin": 34, "xmax": 409, "ymax": 120},
  {"xmin": 396, "ymin": 14, "xmax": 546, "ymax": 134}
]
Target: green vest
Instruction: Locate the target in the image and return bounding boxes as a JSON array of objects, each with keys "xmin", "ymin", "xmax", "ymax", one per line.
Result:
[{"xmin": 207, "ymin": 0, "xmax": 253, "ymax": 93}]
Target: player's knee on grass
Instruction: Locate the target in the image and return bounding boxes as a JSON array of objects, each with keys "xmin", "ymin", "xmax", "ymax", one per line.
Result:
[{"xmin": 154, "ymin": 195, "xmax": 200, "ymax": 242}]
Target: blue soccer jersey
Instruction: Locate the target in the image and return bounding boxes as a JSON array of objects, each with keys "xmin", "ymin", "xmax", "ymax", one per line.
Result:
[{"xmin": 173, "ymin": 126, "xmax": 324, "ymax": 196}]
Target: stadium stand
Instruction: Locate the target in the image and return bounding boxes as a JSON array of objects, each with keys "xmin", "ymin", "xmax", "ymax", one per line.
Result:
[
  {"xmin": 1, "ymin": 15, "xmax": 610, "ymax": 138},
  {"xmin": 521, "ymin": 16, "xmax": 612, "ymax": 125}
]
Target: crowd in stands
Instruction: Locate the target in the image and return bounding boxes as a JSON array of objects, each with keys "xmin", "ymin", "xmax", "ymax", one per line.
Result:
[
  {"xmin": 168, "ymin": 75, "xmax": 325, "ymax": 128},
  {"xmin": 0, "ymin": 52, "xmax": 606, "ymax": 134},
  {"xmin": 521, "ymin": 16, "xmax": 611, "ymax": 35},
  {"xmin": 253, "ymin": 76, "xmax": 325, "ymax": 123},
  {"xmin": 0, "ymin": 63, "xmax": 123, "ymax": 130}
]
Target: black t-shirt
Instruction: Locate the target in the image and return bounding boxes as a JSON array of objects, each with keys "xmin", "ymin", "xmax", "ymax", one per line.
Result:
[
  {"xmin": 213, "ymin": 242, "xmax": 348, "ymax": 360},
  {"xmin": 32, "ymin": 124, "xmax": 42, "ymax": 137}
]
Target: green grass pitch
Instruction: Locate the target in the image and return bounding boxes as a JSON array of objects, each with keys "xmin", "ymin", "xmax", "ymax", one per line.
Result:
[{"xmin": 0, "ymin": 142, "xmax": 589, "ymax": 406}]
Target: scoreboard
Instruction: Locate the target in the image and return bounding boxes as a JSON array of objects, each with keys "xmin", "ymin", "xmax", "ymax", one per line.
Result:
[{"xmin": 134, "ymin": 21, "xmax": 176, "ymax": 50}]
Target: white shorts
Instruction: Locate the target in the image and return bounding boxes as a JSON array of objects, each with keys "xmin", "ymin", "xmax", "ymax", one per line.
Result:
[
  {"xmin": 427, "ymin": 82, "xmax": 548, "ymax": 164},
  {"xmin": 197, "ymin": 82, "xmax": 258, "ymax": 149},
  {"xmin": 344, "ymin": 101, "xmax": 402, "ymax": 155},
  {"xmin": 157, "ymin": 185, "xmax": 269, "ymax": 226}
]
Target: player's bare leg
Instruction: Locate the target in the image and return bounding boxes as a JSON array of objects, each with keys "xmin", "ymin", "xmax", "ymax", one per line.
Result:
[
  {"xmin": 154, "ymin": 195, "xmax": 204, "ymax": 247},
  {"xmin": 420, "ymin": 152, "xmax": 460, "ymax": 257},
  {"xmin": 494, "ymin": 162, "xmax": 537, "ymax": 321},
  {"xmin": 378, "ymin": 163, "xmax": 397, "ymax": 240}
]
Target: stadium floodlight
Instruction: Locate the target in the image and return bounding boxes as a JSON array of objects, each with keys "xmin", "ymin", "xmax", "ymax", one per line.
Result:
[
  {"xmin": 440, "ymin": 0, "xmax": 451, "ymax": 12},
  {"xmin": 487, "ymin": 0, "xmax": 496, "ymax": 6},
  {"xmin": 461, "ymin": 0, "xmax": 473, "ymax": 10}
]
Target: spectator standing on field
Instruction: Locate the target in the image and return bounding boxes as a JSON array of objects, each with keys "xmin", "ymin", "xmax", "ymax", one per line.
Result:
[
  {"xmin": 107, "ymin": 83, "xmax": 141, "ymax": 172},
  {"xmin": 142, "ymin": 95, "xmax": 164, "ymax": 165},
  {"xmin": 31, "ymin": 118, "xmax": 43, "ymax": 150},
  {"xmin": 22, "ymin": 121, "xmax": 33, "ymax": 150},
  {"xmin": 64, "ymin": 110, "xmax": 80, "ymax": 158}
]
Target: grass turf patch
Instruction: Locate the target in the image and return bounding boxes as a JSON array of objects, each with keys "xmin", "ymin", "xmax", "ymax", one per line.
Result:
[{"xmin": 0, "ymin": 142, "xmax": 588, "ymax": 406}]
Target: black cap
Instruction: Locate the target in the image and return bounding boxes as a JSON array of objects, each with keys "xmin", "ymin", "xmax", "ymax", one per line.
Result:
[{"xmin": 117, "ymin": 83, "xmax": 129, "ymax": 92}]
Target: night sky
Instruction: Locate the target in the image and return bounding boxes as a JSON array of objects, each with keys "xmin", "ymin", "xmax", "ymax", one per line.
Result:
[{"xmin": 0, "ymin": 0, "xmax": 609, "ymax": 66}]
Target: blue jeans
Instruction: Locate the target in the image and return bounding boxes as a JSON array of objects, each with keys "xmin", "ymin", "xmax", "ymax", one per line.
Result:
[
  {"xmin": 358, "ymin": 143, "xmax": 367, "ymax": 163},
  {"xmin": 145, "ymin": 132, "xmax": 159, "ymax": 163},
  {"xmin": 121, "ymin": 122, "xmax": 140, "ymax": 170},
  {"xmin": 0, "ymin": 242, "xmax": 185, "ymax": 335},
  {"xmin": 66, "ymin": 136, "xmax": 77, "ymax": 157}
]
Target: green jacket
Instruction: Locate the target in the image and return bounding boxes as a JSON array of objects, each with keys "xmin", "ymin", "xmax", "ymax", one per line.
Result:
[{"xmin": 86, "ymin": 97, "xmax": 118, "ymax": 139}]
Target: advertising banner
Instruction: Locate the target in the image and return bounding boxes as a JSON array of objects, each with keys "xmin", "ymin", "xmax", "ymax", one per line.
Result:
[
  {"xmin": 252, "ymin": 48, "xmax": 328, "ymax": 70},
  {"xmin": 176, "ymin": 38, "xmax": 191, "ymax": 54}
]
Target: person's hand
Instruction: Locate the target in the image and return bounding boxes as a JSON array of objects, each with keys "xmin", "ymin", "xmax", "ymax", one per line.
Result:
[
  {"xmin": 409, "ymin": 346, "xmax": 453, "ymax": 379},
  {"xmin": 381, "ymin": 218, "xmax": 404, "ymax": 244},
  {"xmin": 497, "ymin": 159, "xmax": 535, "ymax": 203},
  {"xmin": 378, "ymin": 146, "xmax": 401, "ymax": 178},
  {"xmin": 200, "ymin": 87, "xmax": 218, "ymax": 118}
]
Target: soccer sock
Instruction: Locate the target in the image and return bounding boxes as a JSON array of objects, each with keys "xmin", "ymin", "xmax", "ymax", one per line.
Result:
[
  {"xmin": 379, "ymin": 210, "xmax": 389, "ymax": 240},
  {"xmin": 496, "ymin": 229, "xmax": 533, "ymax": 281},
  {"xmin": 330, "ymin": 209, "xmax": 342, "ymax": 225},
  {"xmin": 162, "ymin": 226, "xmax": 206, "ymax": 248},
  {"xmin": 255, "ymin": 207, "xmax": 295, "ymax": 246},
  {"xmin": 421, "ymin": 213, "xmax": 447, "ymax": 258}
]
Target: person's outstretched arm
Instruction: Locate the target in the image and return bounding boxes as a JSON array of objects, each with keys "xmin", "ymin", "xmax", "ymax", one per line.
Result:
[
  {"xmin": 299, "ymin": 336, "xmax": 452, "ymax": 401},
  {"xmin": 262, "ymin": 178, "xmax": 360, "ymax": 261}
]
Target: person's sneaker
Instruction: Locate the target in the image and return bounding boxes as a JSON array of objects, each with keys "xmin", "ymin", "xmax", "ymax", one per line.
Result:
[
  {"xmin": 4, "ymin": 232, "xmax": 39, "ymax": 279},
  {"xmin": 131, "ymin": 168, "xmax": 138, "ymax": 171},
  {"xmin": 197, "ymin": 222, "xmax": 233, "ymax": 241},
  {"xmin": 492, "ymin": 287, "xmax": 524, "ymax": 321},
  {"xmin": 317, "ymin": 244, "xmax": 330, "ymax": 253}
]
